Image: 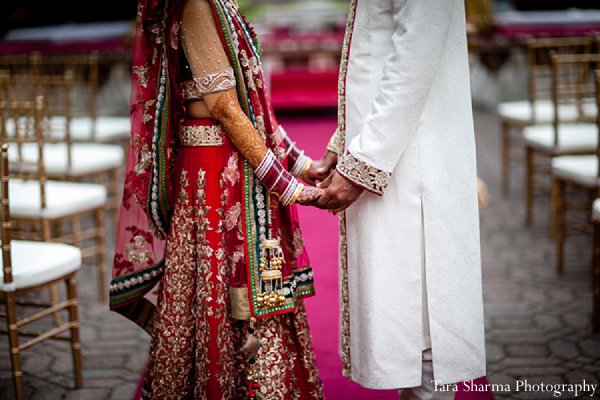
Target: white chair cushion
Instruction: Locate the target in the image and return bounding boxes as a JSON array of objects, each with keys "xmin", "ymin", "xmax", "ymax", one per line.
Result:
[
  {"xmin": 9, "ymin": 179, "xmax": 107, "ymax": 219},
  {"xmin": 49, "ymin": 116, "xmax": 131, "ymax": 143},
  {"xmin": 552, "ymin": 155, "xmax": 598, "ymax": 188},
  {"xmin": 498, "ymin": 100, "xmax": 597, "ymax": 124},
  {"xmin": 593, "ymin": 198, "xmax": 600, "ymax": 222},
  {"xmin": 8, "ymin": 142, "xmax": 123, "ymax": 177},
  {"xmin": 0, "ymin": 240, "xmax": 81, "ymax": 290},
  {"xmin": 523, "ymin": 123, "xmax": 598, "ymax": 153}
]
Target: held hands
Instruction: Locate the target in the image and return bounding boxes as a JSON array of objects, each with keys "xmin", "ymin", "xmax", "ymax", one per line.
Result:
[
  {"xmin": 302, "ymin": 151, "xmax": 338, "ymax": 186},
  {"xmin": 296, "ymin": 150, "xmax": 363, "ymax": 212},
  {"xmin": 315, "ymin": 171, "xmax": 363, "ymax": 213}
]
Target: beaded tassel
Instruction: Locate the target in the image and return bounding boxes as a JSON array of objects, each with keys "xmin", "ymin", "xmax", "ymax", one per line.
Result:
[{"xmin": 256, "ymin": 198, "xmax": 286, "ymax": 309}]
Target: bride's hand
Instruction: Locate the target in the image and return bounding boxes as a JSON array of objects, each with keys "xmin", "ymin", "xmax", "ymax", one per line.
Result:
[{"xmin": 295, "ymin": 186, "xmax": 324, "ymax": 206}]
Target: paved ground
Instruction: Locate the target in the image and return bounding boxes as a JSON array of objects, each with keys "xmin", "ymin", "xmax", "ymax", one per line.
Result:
[{"xmin": 1, "ymin": 109, "xmax": 599, "ymax": 399}]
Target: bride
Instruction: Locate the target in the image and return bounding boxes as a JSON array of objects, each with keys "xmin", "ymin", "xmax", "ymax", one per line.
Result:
[{"xmin": 110, "ymin": 0, "xmax": 324, "ymax": 398}]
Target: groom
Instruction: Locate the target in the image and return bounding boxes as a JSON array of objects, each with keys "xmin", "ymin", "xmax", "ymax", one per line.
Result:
[{"xmin": 305, "ymin": 0, "xmax": 486, "ymax": 398}]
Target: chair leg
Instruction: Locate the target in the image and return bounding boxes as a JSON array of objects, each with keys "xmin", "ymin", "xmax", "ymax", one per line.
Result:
[
  {"xmin": 71, "ymin": 216, "xmax": 83, "ymax": 249},
  {"xmin": 94, "ymin": 208, "xmax": 107, "ymax": 302},
  {"xmin": 525, "ymin": 146, "xmax": 535, "ymax": 226},
  {"xmin": 42, "ymin": 219, "xmax": 62, "ymax": 326},
  {"xmin": 49, "ymin": 285, "xmax": 62, "ymax": 325},
  {"xmin": 501, "ymin": 121, "xmax": 511, "ymax": 195},
  {"xmin": 594, "ymin": 225, "xmax": 600, "ymax": 332},
  {"xmin": 549, "ymin": 176, "xmax": 559, "ymax": 239},
  {"xmin": 555, "ymin": 178, "xmax": 566, "ymax": 274},
  {"xmin": 5, "ymin": 292, "xmax": 25, "ymax": 400},
  {"xmin": 65, "ymin": 275, "xmax": 83, "ymax": 388}
]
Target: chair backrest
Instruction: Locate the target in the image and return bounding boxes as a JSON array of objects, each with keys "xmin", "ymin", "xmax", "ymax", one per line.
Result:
[
  {"xmin": 32, "ymin": 52, "xmax": 100, "ymax": 139},
  {"xmin": 0, "ymin": 96, "xmax": 48, "ymax": 210},
  {"xmin": 0, "ymin": 70, "xmax": 75, "ymax": 171},
  {"xmin": 550, "ymin": 53, "xmax": 600, "ymax": 140},
  {"xmin": 2, "ymin": 70, "xmax": 73, "ymax": 117},
  {"xmin": 0, "ymin": 52, "xmax": 100, "ymax": 140},
  {"xmin": 0, "ymin": 54, "xmax": 35, "ymax": 76},
  {"xmin": 526, "ymin": 36, "xmax": 593, "ymax": 119},
  {"xmin": 1, "ymin": 141, "xmax": 13, "ymax": 288}
]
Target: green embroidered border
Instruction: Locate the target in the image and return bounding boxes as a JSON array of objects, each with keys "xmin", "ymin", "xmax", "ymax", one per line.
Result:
[
  {"xmin": 157, "ymin": 68, "xmax": 170, "ymax": 226},
  {"xmin": 147, "ymin": 56, "xmax": 169, "ymax": 232},
  {"xmin": 109, "ymin": 259, "xmax": 165, "ymax": 307}
]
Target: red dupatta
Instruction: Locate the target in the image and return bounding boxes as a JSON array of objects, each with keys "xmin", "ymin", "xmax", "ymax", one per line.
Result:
[{"xmin": 110, "ymin": 0, "xmax": 315, "ymax": 332}]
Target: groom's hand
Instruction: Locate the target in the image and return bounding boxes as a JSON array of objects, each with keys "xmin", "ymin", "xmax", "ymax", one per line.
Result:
[
  {"xmin": 316, "ymin": 171, "xmax": 363, "ymax": 213},
  {"xmin": 303, "ymin": 151, "xmax": 338, "ymax": 186}
]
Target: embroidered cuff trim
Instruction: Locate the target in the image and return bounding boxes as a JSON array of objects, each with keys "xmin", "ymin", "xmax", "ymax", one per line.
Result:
[
  {"xmin": 181, "ymin": 67, "xmax": 236, "ymax": 100},
  {"xmin": 327, "ymin": 128, "xmax": 343, "ymax": 155},
  {"xmin": 336, "ymin": 150, "xmax": 390, "ymax": 196}
]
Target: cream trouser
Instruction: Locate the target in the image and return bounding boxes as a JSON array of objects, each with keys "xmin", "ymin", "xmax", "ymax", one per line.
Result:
[{"xmin": 398, "ymin": 349, "xmax": 434, "ymax": 400}]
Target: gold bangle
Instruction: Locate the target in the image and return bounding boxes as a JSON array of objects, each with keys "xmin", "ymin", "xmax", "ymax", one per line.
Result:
[
  {"xmin": 269, "ymin": 185, "xmax": 302, "ymax": 206},
  {"xmin": 288, "ymin": 185, "xmax": 304, "ymax": 206},
  {"xmin": 298, "ymin": 158, "xmax": 313, "ymax": 180}
]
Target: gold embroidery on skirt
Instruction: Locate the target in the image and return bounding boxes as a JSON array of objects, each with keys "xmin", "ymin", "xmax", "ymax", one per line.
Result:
[{"xmin": 148, "ymin": 170, "xmax": 206, "ymax": 399}]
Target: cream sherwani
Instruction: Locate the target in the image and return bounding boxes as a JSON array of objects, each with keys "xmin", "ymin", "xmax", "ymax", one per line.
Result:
[{"xmin": 329, "ymin": 0, "xmax": 486, "ymax": 389}]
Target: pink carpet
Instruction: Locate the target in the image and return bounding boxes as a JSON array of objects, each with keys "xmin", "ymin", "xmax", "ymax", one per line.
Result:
[{"xmin": 282, "ymin": 115, "xmax": 397, "ymax": 399}]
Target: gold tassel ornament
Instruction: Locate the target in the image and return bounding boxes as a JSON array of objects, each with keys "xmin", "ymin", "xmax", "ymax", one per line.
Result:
[{"xmin": 256, "ymin": 238, "xmax": 286, "ymax": 309}]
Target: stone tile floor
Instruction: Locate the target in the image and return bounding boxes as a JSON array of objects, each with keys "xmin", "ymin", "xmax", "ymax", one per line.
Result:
[{"xmin": 0, "ymin": 109, "xmax": 599, "ymax": 399}]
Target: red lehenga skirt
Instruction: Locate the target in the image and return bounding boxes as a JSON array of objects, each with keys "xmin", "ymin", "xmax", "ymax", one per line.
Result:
[{"xmin": 142, "ymin": 119, "xmax": 323, "ymax": 400}]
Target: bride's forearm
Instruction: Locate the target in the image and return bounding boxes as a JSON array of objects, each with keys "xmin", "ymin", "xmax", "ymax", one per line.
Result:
[{"xmin": 206, "ymin": 90, "xmax": 303, "ymax": 205}]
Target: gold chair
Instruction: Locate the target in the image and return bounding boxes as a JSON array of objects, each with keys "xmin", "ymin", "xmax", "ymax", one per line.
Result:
[
  {"xmin": 0, "ymin": 54, "xmax": 35, "ymax": 76},
  {"xmin": 0, "ymin": 107, "xmax": 83, "ymax": 399},
  {"xmin": 523, "ymin": 52, "xmax": 600, "ymax": 227},
  {"xmin": 0, "ymin": 96, "xmax": 109, "ymax": 301},
  {"xmin": 552, "ymin": 68, "xmax": 600, "ymax": 273},
  {"xmin": 0, "ymin": 69, "xmax": 124, "ymax": 221},
  {"xmin": 0, "ymin": 52, "xmax": 129, "ymax": 218},
  {"xmin": 30, "ymin": 52, "xmax": 131, "ymax": 145},
  {"xmin": 34, "ymin": 53, "xmax": 127, "ymax": 216},
  {"xmin": 498, "ymin": 36, "xmax": 593, "ymax": 194}
]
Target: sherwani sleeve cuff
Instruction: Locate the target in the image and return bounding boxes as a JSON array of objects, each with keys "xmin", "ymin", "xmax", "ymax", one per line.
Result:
[
  {"xmin": 336, "ymin": 149, "xmax": 391, "ymax": 196},
  {"xmin": 326, "ymin": 127, "xmax": 343, "ymax": 155}
]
